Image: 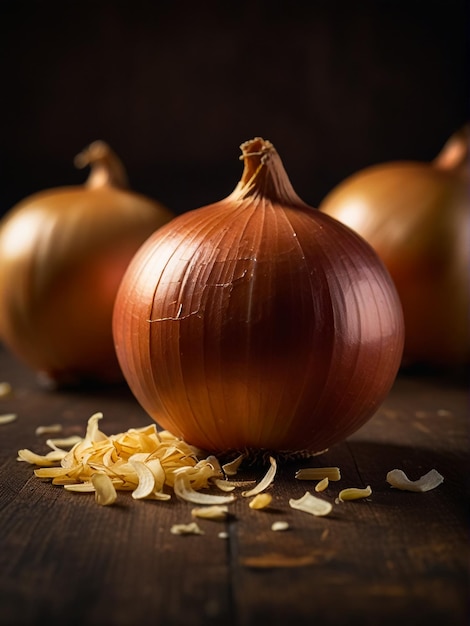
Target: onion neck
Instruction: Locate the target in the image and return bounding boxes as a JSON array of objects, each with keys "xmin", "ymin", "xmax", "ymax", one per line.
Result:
[
  {"xmin": 74, "ymin": 141, "xmax": 129, "ymax": 189},
  {"xmin": 433, "ymin": 125, "xmax": 469, "ymax": 177},
  {"xmin": 230, "ymin": 137, "xmax": 307, "ymax": 206}
]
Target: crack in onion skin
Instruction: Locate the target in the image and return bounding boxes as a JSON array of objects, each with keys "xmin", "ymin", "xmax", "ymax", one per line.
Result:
[
  {"xmin": 319, "ymin": 126, "xmax": 470, "ymax": 367},
  {"xmin": 0, "ymin": 142, "xmax": 173, "ymax": 386},
  {"xmin": 113, "ymin": 137, "xmax": 404, "ymax": 455}
]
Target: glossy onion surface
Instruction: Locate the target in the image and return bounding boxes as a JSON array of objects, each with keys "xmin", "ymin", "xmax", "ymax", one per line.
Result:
[
  {"xmin": 0, "ymin": 142, "xmax": 173, "ymax": 385},
  {"xmin": 113, "ymin": 138, "xmax": 404, "ymax": 455}
]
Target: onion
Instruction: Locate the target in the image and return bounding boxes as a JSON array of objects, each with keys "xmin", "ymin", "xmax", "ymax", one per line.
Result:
[
  {"xmin": 319, "ymin": 127, "xmax": 470, "ymax": 367},
  {"xmin": 0, "ymin": 141, "xmax": 173, "ymax": 385},
  {"xmin": 113, "ymin": 137, "xmax": 404, "ymax": 456}
]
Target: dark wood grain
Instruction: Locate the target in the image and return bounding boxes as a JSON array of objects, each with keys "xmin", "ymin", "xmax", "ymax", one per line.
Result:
[{"xmin": 0, "ymin": 344, "xmax": 468, "ymax": 626}]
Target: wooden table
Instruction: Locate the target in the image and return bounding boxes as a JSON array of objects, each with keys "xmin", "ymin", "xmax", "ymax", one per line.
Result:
[{"xmin": 0, "ymin": 343, "xmax": 468, "ymax": 625}]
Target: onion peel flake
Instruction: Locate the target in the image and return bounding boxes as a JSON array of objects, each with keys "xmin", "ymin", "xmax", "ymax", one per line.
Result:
[
  {"xmin": 91, "ymin": 472, "xmax": 117, "ymax": 506},
  {"xmin": 222, "ymin": 454, "xmax": 245, "ymax": 476},
  {"xmin": 337, "ymin": 485, "xmax": 372, "ymax": 502},
  {"xmin": 315, "ymin": 477, "xmax": 329, "ymax": 492},
  {"xmin": 0, "ymin": 382, "xmax": 13, "ymax": 398},
  {"xmin": 386, "ymin": 469, "xmax": 444, "ymax": 492},
  {"xmin": 0, "ymin": 413, "xmax": 17, "ymax": 425},
  {"xmin": 174, "ymin": 473, "xmax": 235, "ymax": 505},
  {"xmin": 35, "ymin": 424, "xmax": 62, "ymax": 436},
  {"xmin": 241, "ymin": 456, "xmax": 277, "ymax": 497},
  {"xmin": 248, "ymin": 493, "xmax": 272, "ymax": 509},
  {"xmin": 295, "ymin": 467, "xmax": 341, "ymax": 481},
  {"xmin": 191, "ymin": 505, "xmax": 229, "ymax": 520},
  {"xmin": 213, "ymin": 478, "xmax": 237, "ymax": 492},
  {"xmin": 171, "ymin": 522, "xmax": 204, "ymax": 536},
  {"xmin": 289, "ymin": 491, "xmax": 332, "ymax": 517}
]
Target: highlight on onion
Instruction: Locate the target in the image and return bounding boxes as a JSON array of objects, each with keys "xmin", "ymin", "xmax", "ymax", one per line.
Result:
[
  {"xmin": 0, "ymin": 141, "xmax": 174, "ymax": 386},
  {"xmin": 113, "ymin": 138, "xmax": 404, "ymax": 456},
  {"xmin": 319, "ymin": 126, "xmax": 470, "ymax": 368}
]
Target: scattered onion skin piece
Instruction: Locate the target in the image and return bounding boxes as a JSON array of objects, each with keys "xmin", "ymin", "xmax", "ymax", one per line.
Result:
[
  {"xmin": 0, "ymin": 141, "xmax": 174, "ymax": 386},
  {"xmin": 319, "ymin": 126, "xmax": 470, "ymax": 367},
  {"xmin": 113, "ymin": 137, "xmax": 404, "ymax": 456}
]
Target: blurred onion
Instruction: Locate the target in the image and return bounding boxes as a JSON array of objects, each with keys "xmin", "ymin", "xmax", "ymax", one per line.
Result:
[
  {"xmin": 0, "ymin": 141, "xmax": 174, "ymax": 385},
  {"xmin": 320, "ymin": 126, "xmax": 469, "ymax": 367}
]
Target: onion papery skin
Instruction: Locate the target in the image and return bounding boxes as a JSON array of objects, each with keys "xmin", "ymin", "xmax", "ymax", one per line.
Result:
[
  {"xmin": 0, "ymin": 142, "xmax": 174, "ymax": 385},
  {"xmin": 113, "ymin": 138, "xmax": 404, "ymax": 455},
  {"xmin": 319, "ymin": 127, "xmax": 470, "ymax": 367}
]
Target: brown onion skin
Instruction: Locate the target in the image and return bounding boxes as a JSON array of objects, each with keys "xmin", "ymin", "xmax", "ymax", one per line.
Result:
[
  {"xmin": 320, "ymin": 127, "xmax": 470, "ymax": 367},
  {"xmin": 113, "ymin": 138, "xmax": 404, "ymax": 455},
  {"xmin": 0, "ymin": 142, "xmax": 174, "ymax": 386}
]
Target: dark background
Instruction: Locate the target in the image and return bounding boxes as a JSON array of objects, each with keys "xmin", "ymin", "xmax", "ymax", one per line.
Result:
[{"xmin": 0, "ymin": 0, "xmax": 468, "ymax": 217}]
